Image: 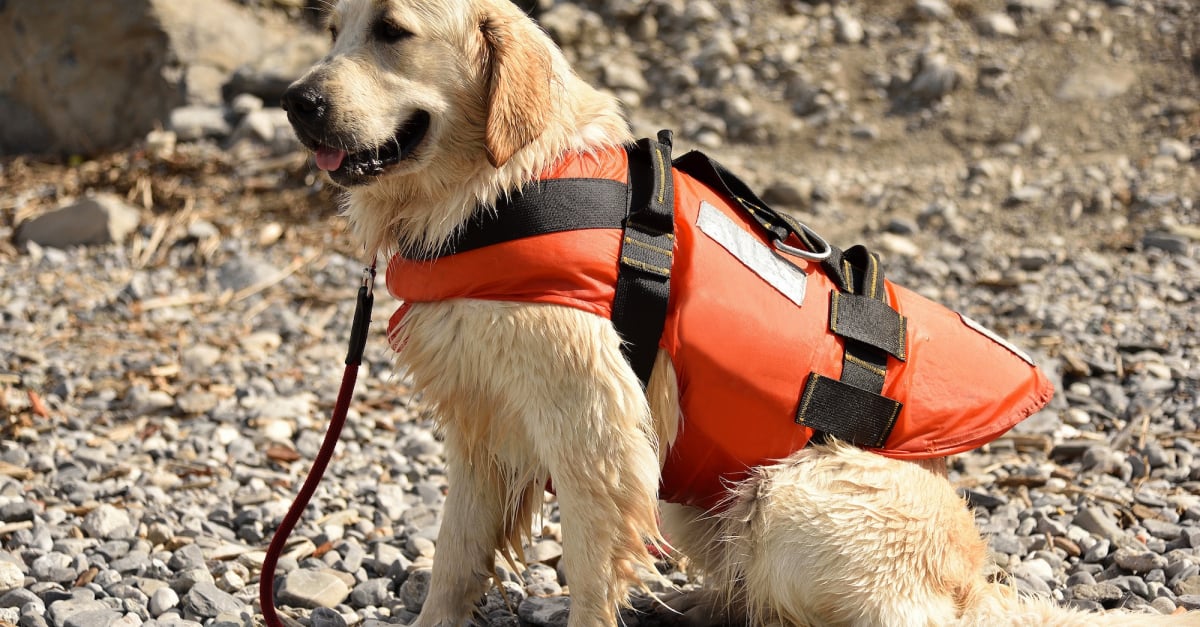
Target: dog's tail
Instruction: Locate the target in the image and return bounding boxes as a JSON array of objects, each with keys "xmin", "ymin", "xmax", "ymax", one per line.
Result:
[{"xmin": 960, "ymin": 582, "xmax": 1200, "ymax": 626}]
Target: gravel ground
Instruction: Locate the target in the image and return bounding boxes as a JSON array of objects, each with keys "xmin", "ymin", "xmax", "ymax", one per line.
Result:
[{"xmin": 2, "ymin": 0, "xmax": 1199, "ymax": 625}]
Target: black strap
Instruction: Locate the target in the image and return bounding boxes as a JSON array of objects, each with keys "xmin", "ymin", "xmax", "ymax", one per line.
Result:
[
  {"xmin": 401, "ymin": 178, "xmax": 628, "ymax": 260},
  {"xmin": 611, "ymin": 131, "xmax": 675, "ymax": 387},
  {"xmin": 795, "ymin": 374, "xmax": 901, "ymax": 449}
]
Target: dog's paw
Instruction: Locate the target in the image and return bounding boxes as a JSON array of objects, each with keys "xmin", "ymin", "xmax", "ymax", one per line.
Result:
[{"xmin": 654, "ymin": 590, "xmax": 745, "ymax": 627}]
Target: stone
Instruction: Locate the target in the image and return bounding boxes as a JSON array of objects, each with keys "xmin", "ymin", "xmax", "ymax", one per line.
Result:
[
  {"xmin": 1072, "ymin": 582, "xmax": 1123, "ymax": 603},
  {"xmin": 81, "ymin": 504, "xmax": 134, "ymax": 540},
  {"xmin": 1113, "ymin": 549, "xmax": 1169, "ymax": 574},
  {"xmin": 976, "ymin": 12, "xmax": 1019, "ymax": 37},
  {"xmin": 309, "ymin": 607, "xmax": 349, "ymax": 627},
  {"xmin": 149, "ymin": 586, "xmax": 180, "ymax": 616},
  {"xmin": 62, "ymin": 610, "xmax": 123, "ymax": 627},
  {"xmin": 914, "ymin": 0, "xmax": 953, "ymax": 21},
  {"xmin": 398, "ymin": 569, "xmax": 431, "ymax": 611},
  {"xmin": 15, "ymin": 195, "xmax": 140, "ymax": 249},
  {"xmin": 184, "ymin": 581, "xmax": 243, "ymax": 618},
  {"xmin": 0, "ymin": 0, "xmax": 320, "ymax": 155},
  {"xmin": 46, "ymin": 599, "xmax": 110, "ymax": 627},
  {"xmin": 1143, "ymin": 233, "xmax": 1190, "ymax": 255},
  {"xmin": 0, "ymin": 562, "xmax": 23, "ymax": 594},
  {"xmin": 276, "ymin": 569, "xmax": 351, "ymax": 609},
  {"xmin": 833, "ymin": 8, "xmax": 864, "ymax": 44},
  {"xmin": 906, "ymin": 52, "xmax": 960, "ymax": 102},
  {"xmin": 349, "ymin": 578, "xmax": 391, "ymax": 608},
  {"xmin": 169, "ymin": 106, "xmax": 232, "ymax": 142},
  {"xmin": 1057, "ymin": 64, "xmax": 1136, "ymax": 101},
  {"xmin": 525, "ymin": 540, "xmax": 564, "ymax": 566},
  {"xmin": 1073, "ymin": 506, "xmax": 1127, "ymax": 544},
  {"xmin": 517, "ymin": 596, "xmax": 572, "ymax": 626}
]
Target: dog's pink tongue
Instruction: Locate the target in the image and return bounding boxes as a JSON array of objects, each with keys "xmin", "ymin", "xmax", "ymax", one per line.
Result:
[{"xmin": 315, "ymin": 148, "xmax": 347, "ymax": 172}]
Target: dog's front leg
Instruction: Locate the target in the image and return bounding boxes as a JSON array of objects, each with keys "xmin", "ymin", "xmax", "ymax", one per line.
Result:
[
  {"xmin": 509, "ymin": 313, "xmax": 664, "ymax": 625},
  {"xmin": 413, "ymin": 431, "xmax": 506, "ymax": 626},
  {"xmin": 397, "ymin": 303, "xmax": 663, "ymax": 626}
]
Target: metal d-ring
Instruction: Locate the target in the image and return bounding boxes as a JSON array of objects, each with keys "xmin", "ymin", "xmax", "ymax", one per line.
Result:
[{"xmin": 771, "ymin": 222, "xmax": 833, "ymax": 261}]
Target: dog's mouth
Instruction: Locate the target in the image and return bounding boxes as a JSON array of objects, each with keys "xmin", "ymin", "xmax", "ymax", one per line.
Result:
[{"xmin": 312, "ymin": 110, "xmax": 431, "ymax": 185}]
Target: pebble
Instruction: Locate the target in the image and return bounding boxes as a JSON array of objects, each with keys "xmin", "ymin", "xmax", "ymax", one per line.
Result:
[
  {"xmin": 13, "ymin": 195, "xmax": 141, "ymax": 249},
  {"xmin": 276, "ymin": 570, "xmax": 351, "ymax": 609}
]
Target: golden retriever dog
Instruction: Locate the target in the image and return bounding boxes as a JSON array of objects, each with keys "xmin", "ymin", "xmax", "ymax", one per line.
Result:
[{"xmin": 282, "ymin": 0, "xmax": 1197, "ymax": 625}]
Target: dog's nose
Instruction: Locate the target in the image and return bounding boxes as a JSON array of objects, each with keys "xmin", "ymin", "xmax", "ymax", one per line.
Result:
[{"xmin": 281, "ymin": 84, "xmax": 328, "ymax": 124}]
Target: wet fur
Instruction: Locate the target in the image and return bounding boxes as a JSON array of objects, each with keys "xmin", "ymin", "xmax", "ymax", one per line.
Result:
[{"xmin": 290, "ymin": 1, "xmax": 1197, "ymax": 624}]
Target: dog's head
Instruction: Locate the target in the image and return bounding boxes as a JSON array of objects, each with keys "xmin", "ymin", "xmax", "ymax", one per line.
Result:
[{"xmin": 283, "ymin": 0, "xmax": 558, "ymax": 187}]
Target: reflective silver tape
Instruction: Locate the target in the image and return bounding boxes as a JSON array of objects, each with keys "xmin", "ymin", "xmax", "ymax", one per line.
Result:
[
  {"xmin": 959, "ymin": 313, "xmax": 1036, "ymax": 366},
  {"xmin": 697, "ymin": 201, "xmax": 807, "ymax": 308}
]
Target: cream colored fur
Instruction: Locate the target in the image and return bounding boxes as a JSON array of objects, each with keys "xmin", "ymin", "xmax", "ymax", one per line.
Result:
[{"xmin": 290, "ymin": 1, "xmax": 1198, "ymax": 625}]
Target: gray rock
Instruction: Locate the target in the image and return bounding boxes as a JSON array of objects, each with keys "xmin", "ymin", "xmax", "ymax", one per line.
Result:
[
  {"xmin": 184, "ymin": 581, "xmax": 243, "ymax": 618},
  {"xmin": 914, "ymin": 0, "xmax": 953, "ymax": 21},
  {"xmin": 46, "ymin": 599, "xmax": 110, "ymax": 627},
  {"xmin": 167, "ymin": 544, "xmax": 206, "ymax": 572},
  {"xmin": 0, "ymin": 562, "xmax": 24, "ymax": 594},
  {"xmin": 907, "ymin": 52, "xmax": 960, "ymax": 102},
  {"xmin": 517, "ymin": 596, "xmax": 571, "ymax": 626},
  {"xmin": 348, "ymin": 578, "xmax": 391, "ymax": 608},
  {"xmin": 833, "ymin": 8, "xmax": 865, "ymax": 44},
  {"xmin": 81, "ymin": 504, "xmax": 134, "ymax": 540},
  {"xmin": 309, "ymin": 607, "xmax": 349, "ymax": 627},
  {"xmin": 1143, "ymin": 233, "xmax": 1190, "ymax": 255},
  {"xmin": 1073, "ymin": 506, "xmax": 1127, "ymax": 544},
  {"xmin": 398, "ymin": 569, "xmax": 431, "ymax": 611},
  {"xmin": 149, "ymin": 586, "xmax": 180, "ymax": 616},
  {"xmin": 15, "ymin": 195, "xmax": 140, "ymax": 249},
  {"xmin": 1072, "ymin": 582, "xmax": 1124, "ymax": 602},
  {"xmin": 217, "ymin": 254, "xmax": 282, "ymax": 293},
  {"xmin": 31, "ymin": 553, "xmax": 76, "ymax": 584},
  {"xmin": 0, "ymin": 0, "xmax": 320, "ymax": 155},
  {"xmin": 525, "ymin": 540, "xmax": 564, "ymax": 565},
  {"xmin": 976, "ymin": 12, "xmax": 1019, "ymax": 37},
  {"xmin": 0, "ymin": 502, "xmax": 37, "ymax": 523},
  {"xmin": 1057, "ymin": 64, "xmax": 1136, "ymax": 101},
  {"xmin": 276, "ymin": 569, "xmax": 351, "ymax": 609},
  {"xmin": 1114, "ymin": 549, "xmax": 1169, "ymax": 574},
  {"xmin": 62, "ymin": 610, "xmax": 123, "ymax": 627},
  {"xmin": 0, "ymin": 588, "xmax": 40, "ymax": 610},
  {"xmin": 169, "ymin": 106, "xmax": 232, "ymax": 142}
]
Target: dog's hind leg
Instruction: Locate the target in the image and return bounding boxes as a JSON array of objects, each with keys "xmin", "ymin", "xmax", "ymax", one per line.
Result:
[{"xmin": 682, "ymin": 441, "xmax": 984, "ymax": 626}]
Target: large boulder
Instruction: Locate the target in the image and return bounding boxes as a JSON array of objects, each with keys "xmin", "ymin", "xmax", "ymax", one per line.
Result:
[{"xmin": 0, "ymin": 0, "xmax": 323, "ymax": 156}]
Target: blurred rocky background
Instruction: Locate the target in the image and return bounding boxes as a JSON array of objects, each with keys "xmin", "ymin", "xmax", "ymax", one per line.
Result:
[{"xmin": 0, "ymin": 0, "xmax": 1198, "ymax": 626}]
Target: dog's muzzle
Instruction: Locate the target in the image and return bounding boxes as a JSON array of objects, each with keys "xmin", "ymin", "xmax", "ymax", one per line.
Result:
[{"xmin": 282, "ymin": 80, "xmax": 430, "ymax": 186}]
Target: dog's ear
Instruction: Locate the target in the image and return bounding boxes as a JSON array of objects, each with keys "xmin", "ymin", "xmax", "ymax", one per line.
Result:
[{"xmin": 480, "ymin": 13, "xmax": 553, "ymax": 168}]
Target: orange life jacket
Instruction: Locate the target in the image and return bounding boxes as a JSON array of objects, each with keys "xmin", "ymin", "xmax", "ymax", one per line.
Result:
[{"xmin": 386, "ymin": 139, "xmax": 1054, "ymax": 511}]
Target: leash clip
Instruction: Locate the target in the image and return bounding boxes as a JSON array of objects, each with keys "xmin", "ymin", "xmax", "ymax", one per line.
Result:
[{"xmin": 361, "ymin": 264, "xmax": 376, "ymax": 297}]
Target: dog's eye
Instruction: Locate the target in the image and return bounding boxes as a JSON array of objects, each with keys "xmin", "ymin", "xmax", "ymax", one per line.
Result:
[{"xmin": 374, "ymin": 19, "xmax": 412, "ymax": 44}]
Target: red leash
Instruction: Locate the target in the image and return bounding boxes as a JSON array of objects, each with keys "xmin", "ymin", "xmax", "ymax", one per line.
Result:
[{"xmin": 260, "ymin": 264, "xmax": 376, "ymax": 627}]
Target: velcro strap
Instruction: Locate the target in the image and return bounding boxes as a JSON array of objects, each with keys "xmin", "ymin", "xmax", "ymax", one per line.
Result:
[
  {"xmin": 795, "ymin": 374, "xmax": 903, "ymax": 449},
  {"xmin": 612, "ymin": 130, "xmax": 675, "ymax": 387},
  {"xmin": 830, "ymin": 292, "xmax": 908, "ymax": 361},
  {"xmin": 838, "ymin": 341, "xmax": 888, "ymax": 390},
  {"xmin": 619, "ymin": 230, "xmax": 674, "ymax": 278}
]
